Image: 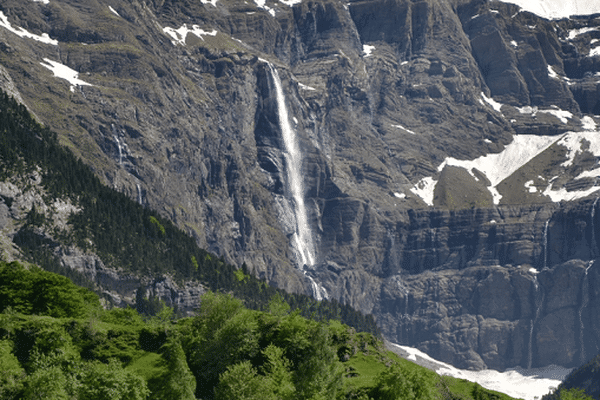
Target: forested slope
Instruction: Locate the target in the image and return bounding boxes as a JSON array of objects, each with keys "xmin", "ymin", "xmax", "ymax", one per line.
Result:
[{"xmin": 0, "ymin": 260, "xmax": 518, "ymax": 400}]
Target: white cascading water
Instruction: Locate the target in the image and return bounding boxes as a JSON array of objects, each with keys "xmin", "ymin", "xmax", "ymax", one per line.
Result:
[
  {"xmin": 114, "ymin": 136, "xmax": 123, "ymax": 165},
  {"xmin": 542, "ymin": 219, "xmax": 550, "ymax": 269},
  {"xmin": 591, "ymin": 198, "xmax": 599, "ymax": 256},
  {"xmin": 267, "ymin": 63, "xmax": 327, "ymax": 301},
  {"xmin": 579, "ymin": 260, "xmax": 593, "ymax": 363},
  {"xmin": 527, "ymin": 275, "xmax": 543, "ymax": 369}
]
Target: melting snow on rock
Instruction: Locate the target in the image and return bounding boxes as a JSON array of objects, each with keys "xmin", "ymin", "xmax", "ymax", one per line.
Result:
[
  {"xmin": 362, "ymin": 44, "xmax": 375, "ymax": 57},
  {"xmin": 163, "ymin": 25, "xmax": 218, "ymax": 46},
  {"xmin": 502, "ymin": 0, "xmax": 600, "ymax": 19},
  {"xmin": 0, "ymin": 11, "xmax": 57, "ymax": 45},
  {"xmin": 40, "ymin": 58, "xmax": 93, "ymax": 92}
]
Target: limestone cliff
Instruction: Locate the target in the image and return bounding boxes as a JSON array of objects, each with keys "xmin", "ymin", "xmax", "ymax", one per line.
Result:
[{"xmin": 2, "ymin": 0, "xmax": 600, "ymax": 369}]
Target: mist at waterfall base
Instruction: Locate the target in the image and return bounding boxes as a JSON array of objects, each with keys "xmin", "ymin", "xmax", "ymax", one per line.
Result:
[
  {"xmin": 389, "ymin": 343, "xmax": 571, "ymax": 400},
  {"xmin": 267, "ymin": 63, "xmax": 328, "ymax": 301}
]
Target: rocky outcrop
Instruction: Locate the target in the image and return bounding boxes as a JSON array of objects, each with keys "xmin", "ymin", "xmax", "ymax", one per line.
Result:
[
  {"xmin": 2, "ymin": 0, "xmax": 600, "ymax": 371},
  {"xmin": 58, "ymin": 246, "xmax": 206, "ymax": 314},
  {"xmin": 0, "ymin": 171, "xmax": 206, "ymax": 314}
]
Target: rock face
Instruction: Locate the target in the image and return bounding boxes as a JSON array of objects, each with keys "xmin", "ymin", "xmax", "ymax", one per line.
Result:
[
  {"xmin": 2, "ymin": 0, "xmax": 600, "ymax": 369},
  {"xmin": 0, "ymin": 175, "xmax": 206, "ymax": 314}
]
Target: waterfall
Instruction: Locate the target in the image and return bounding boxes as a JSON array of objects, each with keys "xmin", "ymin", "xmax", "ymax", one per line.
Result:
[
  {"xmin": 542, "ymin": 219, "xmax": 550, "ymax": 269},
  {"xmin": 591, "ymin": 198, "xmax": 599, "ymax": 257},
  {"xmin": 266, "ymin": 63, "xmax": 326, "ymax": 299},
  {"xmin": 268, "ymin": 63, "xmax": 316, "ymax": 267},
  {"xmin": 136, "ymin": 183, "xmax": 143, "ymax": 205},
  {"xmin": 114, "ymin": 135, "xmax": 123, "ymax": 165},
  {"xmin": 527, "ymin": 274, "xmax": 543, "ymax": 369},
  {"xmin": 579, "ymin": 261, "xmax": 593, "ymax": 363}
]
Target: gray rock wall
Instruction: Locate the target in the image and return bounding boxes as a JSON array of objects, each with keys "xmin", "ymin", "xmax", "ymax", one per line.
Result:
[{"xmin": 2, "ymin": 0, "xmax": 600, "ymax": 370}]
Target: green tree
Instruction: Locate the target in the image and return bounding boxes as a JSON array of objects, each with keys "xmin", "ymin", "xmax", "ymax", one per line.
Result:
[
  {"xmin": 0, "ymin": 261, "xmax": 99, "ymax": 318},
  {"xmin": 260, "ymin": 344, "xmax": 295, "ymax": 400},
  {"xmin": 185, "ymin": 292, "xmax": 260, "ymax": 399},
  {"xmin": 75, "ymin": 359, "xmax": 149, "ymax": 400},
  {"xmin": 270, "ymin": 312, "xmax": 343, "ymax": 400},
  {"xmin": 22, "ymin": 365, "xmax": 69, "ymax": 400},
  {"xmin": 558, "ymin": 388, "xmax": 593, "ymax": 400},
  {"xmin": 153, "ymin": 338, "xmax": 196, "ymax": 400},
  {"xmin": 371, "ymin": 363, "xmax": 440, "ymax": 400},
  {"xmin": 0, "ymin": 340, "xmax": 25, "ymax": 400},
  {"xmin": 215, "ymin": 361, "xmax": 270, "ymax": 400},
  {"xmin": 268, "ymin": 293, "xmax": 291, "ymax": 317}
]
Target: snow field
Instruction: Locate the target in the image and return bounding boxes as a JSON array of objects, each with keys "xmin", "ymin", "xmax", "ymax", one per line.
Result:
[
  {"xmin": 411, "ymin": 112, "xmax": 600, "ymax": 206},
  {"xmin": 389, "ymin": 343, "xmax": 570, "ymax": 400},
  {"xmin": 40, "ymin": 58, "xmax": 93, "ymax": 92},
  {"xmin": 502, "ymin": 0, "xmax": 600, "ymax": 19},
  {"xmin": 0, "ymin": 11, "xmax": 57, "ymax": 45},
  {"xmin": 163, "ymin": 25, "xmax": 218, "ymax": 46}
]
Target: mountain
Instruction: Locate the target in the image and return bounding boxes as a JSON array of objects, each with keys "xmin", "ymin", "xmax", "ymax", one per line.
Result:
[{"xmin": 1, "ymin": 0, "xmax": 600, "ymax": 371}]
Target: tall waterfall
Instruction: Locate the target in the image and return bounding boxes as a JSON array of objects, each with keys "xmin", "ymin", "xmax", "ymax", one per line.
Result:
[
  {"xmin": 266, "ymin": 64, "xmax": 326, "ymax": 300},
  {"xmin": 542, "ymin": 219, "xmax": 550, "ymax": 269},
  {"xmin": 527, "ymin": 275, "xmax": 543, "ymax": 369},
  {"xmin": 579, "ymin": 260, "xmax": 593, "ymax": 363},
  {"xmin": 591, "ymin": 197, "xmax": 599, "ymax": 257},
  {"xmin": 268, "ymin": 64, "xmax": 316, "ymax": 267}
]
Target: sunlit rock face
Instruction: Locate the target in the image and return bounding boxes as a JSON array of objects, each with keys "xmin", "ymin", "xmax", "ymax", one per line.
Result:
[{"xmin": 2, "ymin": 0, "xmax": 600, "ymax": 369}]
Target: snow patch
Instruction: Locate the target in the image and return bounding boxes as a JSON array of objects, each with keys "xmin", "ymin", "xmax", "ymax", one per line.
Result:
[
  {"xmin": 298, "ymin": 82, "xmax": 316, "ymax": 91},
  {"xmin": 501, "ymin": 0, "xmax": 600, "ymax": 19},
  {"xmin": 0, "ymin": 11, "xmax": 58, "ymax": 45},
  {"xmin": 576, "ymin": 167, "xmax": 600, "ymax": 180},
  {"xmin": 410, "ymin": 177, "xmax": 437, "ymax": 206},
  {"xmin": 279, "ymin": 0, "xmax": 303, "ymax": 5},
  {"xmin": 590, "ymin": 46, "xmax": 600, "ymax": 57},
  {"xmin": 525, "ymin": 180, "xmax": 538, "ymax": 193},
  {"xmin": 392, "ymin": 124, "xmax": 416, "ymax": 135},
  {"xmin": 548, "ymin": 65, "xmax": 559, "ymax": 79},
  {"xmin": 32, "ymin": 0, "xmax": 50, "ymax": 4},
  {"xmin": 201, "ymin": 0, "xmax": 219, "ymax": 6},
  {"xmin": 40, "ymin": 58, "xmax": 93, "ymax": 92},
  {"xmin": 541, "ymin": 107, "xmax": 572, "ymax": 124},
  {"xmin": 108, "ymin": 6, "xmax": 120, "ymax": 17},
  {"xmin": 517, "ymin": 105, "xmax": 572, "ymax": 123},
  {"xmin": 254, "ymin": 0, "xmax": 276, "ymax": 16},
  {"xmin": 481, "ymin": 92, "xmax": 503, "ymax": 112},
  {"xmin": 529, "ymin": 267, "xmax": 540, "ymax": 274},
  {"xmin": 437, "ymin": 134, "xmax": 559, "ymax": 204},
  {"xmin": 511, "ymin": 40, "xmax": 518, "ymax": 47},
  {"xmin": 582, "ymin": 116, "xmax": 597, "ymax": 131},
  {"xmin": 558, "ymin": 131, "xmax": 600, "ymax": 167},
  {"xmin": 389, "ymin": 343, "xmax": 569, "ymax": 400},
  {"xmin": 517, "ymin": 105, "xmax": 538, "ymax": 115},
  {"xmin": 568, "ymin": 26, "xmax": 599, "ymax": 40},
  {"xmin": 543, "ymin": 184, "xmax": 600, "ymax": 202},
  {"xmin": 362, "ymin": 44, "xmax": 375, "ymax": 57},
  {"xmin": 163, "ymin": 24, "xmax": 218, "ymax": 46},
  {"xmin": 394, "ymin": 192, "xmax": 406, "ymax": 199}
]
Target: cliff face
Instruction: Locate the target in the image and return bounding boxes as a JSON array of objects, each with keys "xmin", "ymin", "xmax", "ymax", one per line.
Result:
[{"xmin": 2, "ymin": 0, "xmax": 600, "ymax": 369}]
